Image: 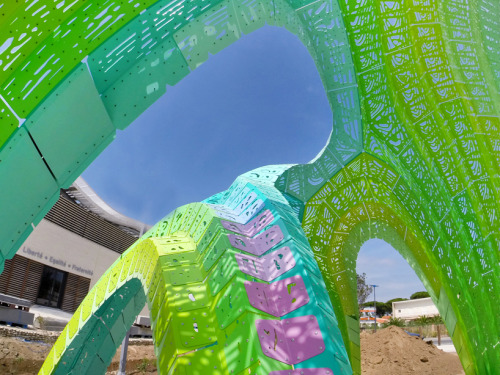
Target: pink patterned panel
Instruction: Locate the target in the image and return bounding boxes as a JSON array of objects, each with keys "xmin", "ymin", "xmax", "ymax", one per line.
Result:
[
  {"xmin": 255, "ymin": 319, "xmax": 289, "ymax": 363},
  {"xmin": 235, "ymin": 247, "xmax": 295, "ymax": 282},
  {"xmin": 245, "ymin": 281, "xmax": 278, "ymax": 316},
  {"xmin": 284, "ymin": 315, "xmax": 325, "ymax": 364},
  {"xmin": 271, "ymin": 275, "xmax": 309, "ymax": 316},
  {"xmin": 235, "ymin": 252, "xmax": 266, "ymax": 278},
  {"xmin": 269, "ymin": 369, "xmax": 334, "ymax": 375},
  {"xmin": 245, "ymin": 275, "xmax": 309, "ymax": 317},
  {"xmin": 263, "ymin": 247, "xmax": 296, "ymax": 281},
  {"xmin": 256, "ymin": 315, "xmax": 325, "ymax": 365},
  {"xmin": 221, "ymin": 209, "xmax": 274, "ymax": 237},
  {"xmin": 228, "ymin": 224, "xmax": 284, "ymax": 256}
]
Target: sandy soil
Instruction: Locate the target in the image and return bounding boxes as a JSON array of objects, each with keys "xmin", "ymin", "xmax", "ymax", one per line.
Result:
[
  {"xmin": 361, "ymin": 326, "xmax": 465, "ymax": 375},
  {"xmin": 0, "ymin": 335, "xmax": 156, "ymax": 375},
  {"xmin": 0, "ymin": 325, "xmax": 464, "ymax": 374}
]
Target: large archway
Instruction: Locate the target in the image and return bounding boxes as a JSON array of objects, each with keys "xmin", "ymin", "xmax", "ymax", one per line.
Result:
[
  {"xmin": 0, "ymin": 1, "xmax": 498, "ymax": 374},
  {"xmin": 302, "ymin": 153, "xmax": 498, "ymax": 374},
  {"xmin": 82, "ymin": 25, "xmax": 333, "ymax": 222},
  {"xmin": 0, "ymin": 0, "xmax": 361, "ymax": 266}
]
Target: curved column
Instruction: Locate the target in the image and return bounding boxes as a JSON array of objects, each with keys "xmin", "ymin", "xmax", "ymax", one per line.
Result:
[
  {"xmin": 40, "ymin": 167, "xmax": 353, "ymax": 374},
  {"xmin": 0, "ymin": 1, "xmax": 498, "ymax": 374},
  {"xmin": 0, "ymin": 0, "xmax": 362, "ymax": 271},
  {"xmin": 302, "ymin": 153, "xmax": 498, "ymax": 375}
]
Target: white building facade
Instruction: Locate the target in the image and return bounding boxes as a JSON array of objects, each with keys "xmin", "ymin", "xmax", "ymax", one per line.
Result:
[
  {"xmin": 0, "ymin": 178, "xmax": 150, "ymax": 315},
  {"xmin": 392, "ymin": 297, "xmax": 439, "ymax": 321}
]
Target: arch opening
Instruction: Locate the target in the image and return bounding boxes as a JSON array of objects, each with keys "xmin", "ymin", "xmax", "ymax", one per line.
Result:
[
  {"xmin": 357, "ymin": 238, "xmax": 426, "ymax": 303},
  {"xmin": 301, "ymin": 153, "xmax": 490, "ymax": 374},
  {"xmin": 82, "ymin": 25, "xmax": 333, "ymax": 225},
  {"xmin": 0, "ymin": 1, "xmax": 498, "ymax": 375},
  {"xmin": 48, "ymin": 278, "xmax": 146, "ymax": 375}
]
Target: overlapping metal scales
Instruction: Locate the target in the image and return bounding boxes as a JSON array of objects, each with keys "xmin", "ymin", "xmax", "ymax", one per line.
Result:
[{"xmin": 0, "ymin": 1, "xmax": 498, "ymax": 375}]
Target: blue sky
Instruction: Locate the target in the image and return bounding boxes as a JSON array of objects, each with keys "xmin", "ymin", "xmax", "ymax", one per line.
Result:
[{"xmin": 83, "ymin": 26, "xmax": 424, "ymax": 302}]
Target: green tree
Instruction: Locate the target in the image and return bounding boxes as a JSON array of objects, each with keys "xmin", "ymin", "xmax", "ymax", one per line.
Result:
[
  {"xmin": 386, "ymin": 297, "xmax": 407, "ymax": 304},
  {"xmin": 415, "ymin": 315, "xmax": 431, "ymax": 325},
  {"xmin": 430, "ymin": 315, "xmax": 444, "ymax": 345},
  {"xmin": 357, "ymin": 273, "xmax": 373, "ymax": 305},
  {"xmin": 361, "ymin": 301, "xmax": 391, "ymax": 316},
  {"xmin": 415, "ymin": 315, "xmax": 431, "ymax": 337},
  {"xmin": 429, "ymin": 315, "xmax": 443, "ymax": 325},
  {"xmin": 410, "ymin": 291, "xmax": 430, "ymax": 299}
]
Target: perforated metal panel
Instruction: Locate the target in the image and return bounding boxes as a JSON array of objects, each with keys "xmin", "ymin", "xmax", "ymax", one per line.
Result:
[{"xmin": 0, "ymin": 1, "xmax": 498, "ymax": 375}]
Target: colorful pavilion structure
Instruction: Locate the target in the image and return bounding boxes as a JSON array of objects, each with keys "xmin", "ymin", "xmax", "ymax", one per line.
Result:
[{"xmin": 0, "ymin": 1, "xmax": 498, "ymax": 374}]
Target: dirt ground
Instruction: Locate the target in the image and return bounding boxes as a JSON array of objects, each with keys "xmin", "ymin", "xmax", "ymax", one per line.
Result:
[
  {"xmin": 0, "ymin": 334, "xmax": 157, "ymax": 375},
  {"xmin": 360, "ymin": 326, "xmax": 465, "ymax": 375},
  {"xmin": 0, "ymin": 325, "xmax": 464, "ymax": 374}
]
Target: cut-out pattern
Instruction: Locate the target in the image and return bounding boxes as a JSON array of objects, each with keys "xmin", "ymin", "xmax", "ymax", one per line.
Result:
[
  {"xmin": 38, "ymin": 175, "xmax": 351, "ymax": 374},
  {"xmin": 0, "ymin": 1, "xmax": 498, "ymax": 374}
]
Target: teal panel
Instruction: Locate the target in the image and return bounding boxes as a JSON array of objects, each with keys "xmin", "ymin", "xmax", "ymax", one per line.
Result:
[
  {"xmin": 96, "ymin": 334, "xmax": 117, "ymax": 364},
  {"xmin": 0, "ymin": 128, "xmax": 59, "ymax": 260},
  {"xmin": 296, "ymin": 310, "xmax": 350, "ymax": 371},
  {"xmin": 108, "ymin": 313, "xmax": 127, "ymax": 347},
  {"xmin": 25, "ymin": 64, "xmax": 116, "ymax": 188},
  {"xmin": 232, "ymin": 0, "xmax": 275, "ymax": 34},
  {"xmin": 208, "ymin": 249, "xmax": 240, "ymax": 296},
  {"xmin": 53, "ymin": 316, "xmax": 99, "ymax": 375},
  {"xmin": 85, "ymin": 356, "xmax": 107, "ymax": 375},
  {"xmin": 202, "ymin": 233, "xmax": 231, "ymax": 272},
  {"xmin": 5, "ymin": 1, "xmax": 499, "ymax": 374},
  {"xmin": 99, "ymin": 37, "xmax": 190, "ymax": 130},
  {"xmin": 173, "ymin": 1, "xmax": 241, "ymax": 70}
]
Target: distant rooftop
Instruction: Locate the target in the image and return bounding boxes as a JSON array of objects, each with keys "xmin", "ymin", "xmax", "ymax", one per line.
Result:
[{"xmin": 64, "ymin": 177, "xmax": 151, "ymax": 237}]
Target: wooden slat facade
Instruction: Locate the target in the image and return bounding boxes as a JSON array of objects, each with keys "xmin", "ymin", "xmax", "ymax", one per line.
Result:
[
  {"xmin": 0, "ymin": 194, "xmax": 139, "ymax": 313},
  {"xmin": 61, "ymin": 273, "xmax": 90, "ymax": 313},
  {"xmin": 45, "ymin": 195, "xmax": 137, "ymax": 254},
  {"xmin": 0, "ymin": 255, "xmax": 89, "ymax": 313}
]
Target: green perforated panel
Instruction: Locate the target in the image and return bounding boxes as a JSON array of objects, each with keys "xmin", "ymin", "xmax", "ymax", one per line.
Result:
[
  {"xmin": 0, "ymin": 1, "xmax": 498, "ymax": 374},
  {"xmin": 0, "ymin": 128, "xmax": 59, "ymax": 260},
  {"xmin": 26, "ymin": 65, "xmax": 116, "ymax": 188}
]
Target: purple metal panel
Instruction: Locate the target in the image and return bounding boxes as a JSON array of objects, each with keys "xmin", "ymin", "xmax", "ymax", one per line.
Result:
[
  {"xmin": 245, "ymin": 280, "xmax": 278, "ymax": 316},
  {"xmin": 262, "ymin": 247, "xmax": 296, "ymax": 281},
  {"xmin": 284, "ymin": 315, "xmax": 325, "ymax": 363},
  {"xmin": 271, "ymin": 275, "xmax": 309, "ymax": 316},
  {"xmin": 235, "ymin": 252, "xmax": 266, "ymax": 278},
  {"xmin": 256, "ymin": 315, "xmax": 325, "ymax": 365},
  {"xmin": 255, "ymin": 319, "xmax": 289, "ymax": 363},
  {"xmin": 221, "ymin": 209, "xmax": 274, "ymax": 237},
  {"xmin": 245, "ymin": 275, "xmax": 309, "ymax": 317},
  {"xmin": 235, "ymin": 246, "xmax": 295, "ymax": 281},
  {"xmin": 269, "ymin": 369, "xmax": 334, "ymax": 375},
  {"xmin": 228, "ymin": 224, "xmax": 284, "ymax": 256}
]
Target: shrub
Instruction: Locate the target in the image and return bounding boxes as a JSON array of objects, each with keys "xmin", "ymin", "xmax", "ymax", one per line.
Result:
[{"xmin": 383, "ymin": 317, "xmax": 405, "ymax": 328}]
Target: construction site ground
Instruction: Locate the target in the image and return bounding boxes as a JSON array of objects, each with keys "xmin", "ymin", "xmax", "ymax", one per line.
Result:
[{"xmin": 0, "ymin": 325, "xmax": 464, "ymax": 374}]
